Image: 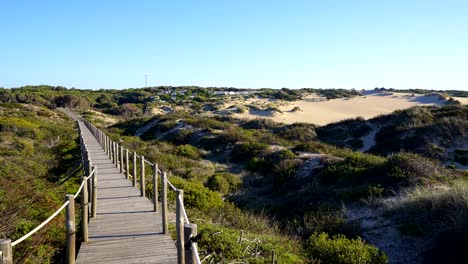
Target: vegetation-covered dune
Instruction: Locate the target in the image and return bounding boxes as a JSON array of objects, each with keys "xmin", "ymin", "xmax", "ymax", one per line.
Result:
[
  {"xmin": 1, "ymin": 85, "xmax": 467, "ymax": 263},
  {"xmin": 0, "ymin": 103, "xmax": 81, "ymax": 263}
]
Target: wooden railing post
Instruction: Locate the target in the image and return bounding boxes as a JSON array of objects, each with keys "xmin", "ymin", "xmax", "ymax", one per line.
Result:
[
  {"xmin": 0, "ymin": 238, "xmax": 13, "ymax": 264},
  {"xmin": 107, "ymin": 137, "xmax": 111, "ymax": 157},
  {"xmin": 84, "ymin": 157, "xmax": 90, "ymax": 179},
  {"xmin": 176, "ymin": 189, "xmax": 185, "ymax": 264},
  {"xmin": 140, "ymin": 156, "xmax": 145, "ymax": 197},
  {"xmin": 184, "ymin": 223, "xmax": 197, "ymax": 264},
  {"xmin": 65, "ymin": 194, "xmax": 76, "ymax": 264},
  {"xmin": 132, "ymin": 152, "xmax": 137, "ymax": 187},
  {"xmin": 104, "ymin": 134, "xmax": 107, "ymax": 153},
  {"xmin": 114, "ymin": 143, "xmax": 119, "ymax": 168},
  {"xmin": 120, "ymin": 146, "xmax": 124, "ymax": 173},
  {"xmin": 91, "ymin": 166, "xmax": 98, "ymax": 218},
  {"xmin": 87, "ymin": 161, "xmax": 93, "ymax": 213},
  {"xmin": 81, "ymin": 176, "xmax": 89, "ymax": 242},
  {"xmin": 125, "ymin": 149, "xmax": 129, "ymax": 179},
  {"xmin": 152, "ymin": 163, "xmax": 158, "ymax": 212},
  {"xmin": 112, "ymin": 142, "xmax": 116, "ymax": 164},
  {"xmin": 161, "ymin": 172, "xmax": 168, "ymax": 234}
]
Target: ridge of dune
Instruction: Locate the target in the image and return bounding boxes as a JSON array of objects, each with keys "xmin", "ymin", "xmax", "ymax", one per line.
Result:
[{"xmin": 232, "ymin": 92, "xmax": 460, "ymax": 126}]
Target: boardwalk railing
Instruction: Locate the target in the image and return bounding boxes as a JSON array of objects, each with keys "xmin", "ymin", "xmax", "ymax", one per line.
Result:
[
  {"xmin": 0, "ymin": 121, "xmax": 97, "ymax": 264},
  {"xmin": 82, "ymin": 119, "xmax": 201, "ymax": 264}
]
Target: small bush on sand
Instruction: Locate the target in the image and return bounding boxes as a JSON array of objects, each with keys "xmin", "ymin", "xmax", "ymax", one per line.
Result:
[
  {"xmin": 231, "ymin": 141, "xmax": 269, "ymax": 161},
  {"xmin": 306, "ymin": 232, "xmax": 388, "ymax": 264}
]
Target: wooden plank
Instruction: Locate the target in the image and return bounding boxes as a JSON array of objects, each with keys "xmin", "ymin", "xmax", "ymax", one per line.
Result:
[{"xmin": 75, "ymin": 121, "xmax": 177, "ymax": 264}]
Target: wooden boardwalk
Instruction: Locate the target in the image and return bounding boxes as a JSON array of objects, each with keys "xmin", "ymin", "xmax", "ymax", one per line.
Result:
[{"xmin": 76, "ymin": 121, "xmax": 178, "ymax": 264}]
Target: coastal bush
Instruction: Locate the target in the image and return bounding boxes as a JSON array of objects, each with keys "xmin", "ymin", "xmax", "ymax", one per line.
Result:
[
  {"xmin": 206, "ymin": 174, "xmax": 230, "ymax": 194},
  {"xmin": 385, "ymin": 152, "xmax": 447, "ymax": 185},
  {"xmin": 247, "ymin": 157, "xmax": 273, "ymax": 174},
  {"xmin": 173, "ymin": 144, "xmax": 201, "ymax": 159},
  {"xmin": 241, "ymin": 118, "xmax": 279, "ymax": 129},
  {"xmin": 306, "ymin": 232, "xmax": 388, "ymax": 264},
  {"xmin": 276, "ymin": 123, "xmax": 317, "ymax": 141},
  {"xmin": 168, "ymin": 177, "xmax": 224, "ymax": 210},
  {"xmin": 230, "ymin": 141, "xmax": 269, "ymax": 161},
  {"xmin": 195, "ymin": 222, "xmax": 304, "ymax": 263},
  {"xmin": 273, "ymin": 159, "xmax": 303, "ymax": 189}
]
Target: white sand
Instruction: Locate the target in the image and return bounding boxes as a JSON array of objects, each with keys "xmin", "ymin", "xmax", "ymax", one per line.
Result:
[{"xmin": 232, "ymin": 92, "xmax": 455, "ymax": 126}]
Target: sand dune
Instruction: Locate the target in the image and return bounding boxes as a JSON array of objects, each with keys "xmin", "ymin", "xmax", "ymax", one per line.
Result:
[{"xmin": 232, "ymin": 92, "xmax": 459, "ymax": 126}]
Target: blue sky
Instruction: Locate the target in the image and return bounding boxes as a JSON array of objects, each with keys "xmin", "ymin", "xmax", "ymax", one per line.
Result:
[{"xmin": 1, "ymin": 0, "xmax": 467, "ymax": 90}]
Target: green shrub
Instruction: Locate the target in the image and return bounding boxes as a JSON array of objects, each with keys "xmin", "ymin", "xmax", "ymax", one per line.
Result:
[
  {"xmin": 273, "ymin": 159, "xmax": 303, "ymax": 188},
  {"xmin": 208, "ymin": 172, "xmax": 242, "ymax": 193},
  {"xmin": 385, "ymin": 152, "xmax": 447, "ymax": 185},
  {"xmin": 196, "ymin": 222, "xmax": 305, "ymax": 263},
  {"xmin": 276, "ymin": 123, "xmax": 317, "ymax": 141},
  {"xmin": 247, "ymin": 157, "xmax": 273, "ymax": 173},
  {"xmin": 230, "ymin": 141, "xmax": 269, "ymax": 161},
  {"xmin": 306, "ymin": 232, "xmax": 388, "ymax": 264},
  {"xmin": 206, "ymin": 174, "xmax": 230, "ymax": 195},
  {"xmin": 173, "ymin": 144, "xmax": 201, "ymax": 160},
  {"xmin": 221, "ymin": 127, "xmax": 251, "ymax": 144},
  {"xmin": 168, "ymin": 177, "xmax": 224, "ymax": 210}
]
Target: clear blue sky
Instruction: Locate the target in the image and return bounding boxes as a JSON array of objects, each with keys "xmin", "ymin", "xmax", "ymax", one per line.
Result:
[{"xmin": 1, "ymin": 0, "xmax": 467, "ymax": 90}]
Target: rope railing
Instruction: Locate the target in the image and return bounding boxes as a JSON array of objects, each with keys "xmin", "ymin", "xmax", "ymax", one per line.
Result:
[
  {"xmin": 178, "ymin": 196, "xmax": 190, "ymax": 225},
  {"xmin": 82, "ymin": 117, "xmax": 202, "ymax": 264},
  {"xmin": 166, "ymin": 176, "xmax": 178, "ymax": 192},
  {"xmin": 73, "ymin": 181, "xmax": 86, "ymax": 198},
  {"xmin": 1, "ymin": 122, "xmax": 98, "ymax": 264},
  {"xmin": 11, "ymin": 201, "xmax": 70, "ymax": 247}
]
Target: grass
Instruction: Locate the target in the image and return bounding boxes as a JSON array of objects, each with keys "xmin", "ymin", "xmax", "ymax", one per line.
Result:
[{"xmin": 383, "ymin": 180, "xmax": 468, "ymax": 263}]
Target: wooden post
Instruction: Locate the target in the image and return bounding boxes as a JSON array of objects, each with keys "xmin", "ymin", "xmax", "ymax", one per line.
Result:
[
  {"xmin": 132, "ymin": 152, "xmax": 137, "ymax": 187},
  {"xmin": 271, "ymin": 250, "xmax": 276, "ymax": 264},
  {"xmin": 152, "ymin": 163, "xmax": 158, "ymax": 212},
  {"xmin": 140, "ymin": 156, "xmax": 145, "ymax": 197},
  {"xmin": 114, "ymin": 144, "xmax": 119, "ymax": 168},
  {"xmin": 87, "ymin": 159, "xmax": 91, "ymax": 177},
  {"xmin": 91, "ymin": 166, "xmax": 98, "ymax": 218},
  {"xmin": 0, "ymin": 239, "xmax": 13, "ymax": 264},
  {"xmin": 81, "ymin": 177, "xmax": 89, "ymax": 242},
  {"xmin": 184, "ymin": 223, "xmax": 197, "ymax": 264},
  {"xmin": 161, "ymin": 172, "xmax": 168, "ymax": 234},
  {"xmin": 125, "ymin": 149, "xmax": 130, "ymax": 179},
  {"xmin": 176, "ymin": 189, "xmax": 185, "ymax": 264},
  {"xmin": 120, "ymin": 146, "xmax": 124, "ymax": 173},
  {"xmin": 239, "ymin": 230, "xmax": 244, "ymax": 243},
  {"xmin": 87, "ymin": 161, "xmax": 93, "ymax": 213},
  {"xmin": 110, "ymin": 141, "xmax": 113, "ymax": 161},
  {"xmin": 113, "ymin": 142, "xmax": 116, "ymax": 164},
  {"xmin": 65, "ymin": 194, "xmax": 76, "ymax": 264},
  {"xmin": 106, "ymin": 135, "xmax": 110, "ymax": 157}
]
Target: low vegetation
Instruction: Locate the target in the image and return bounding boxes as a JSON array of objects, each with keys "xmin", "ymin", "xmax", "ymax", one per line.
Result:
[
  {"xmin": 1, "ymin": 85, "xmax": 467, "ymax": 263},
  {"xmin": 0, "ymin": 104, "xmax": 81, "ymax": 263}
]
